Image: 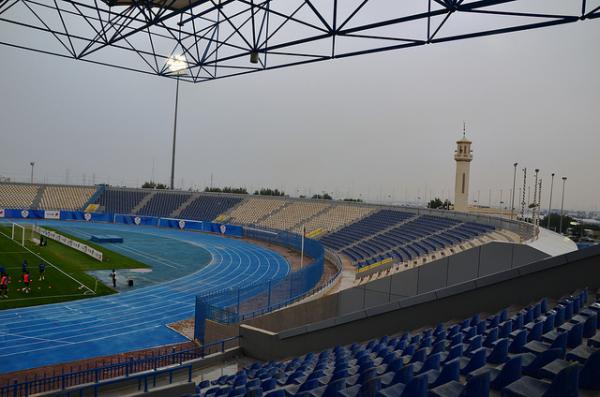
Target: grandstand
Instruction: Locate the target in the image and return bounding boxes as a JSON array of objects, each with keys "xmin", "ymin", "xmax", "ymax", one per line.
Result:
[
  {"xmin": 258, "ymin": 201, "xmax": 332, "ymax": 231},
  {"xmin": 224, "ymin": 197, "xmax": 287, "ymax": 225},
  {"xmin": 0, "ymin": 183, "xmax": 39, "ymax": 208},
  {"xmin": 39, "ymin": 185, "xmax": 96, "ymax": 210},
  {"xmin": 1, "ymin": 181, "xmax": 591, "ymax": 397}
]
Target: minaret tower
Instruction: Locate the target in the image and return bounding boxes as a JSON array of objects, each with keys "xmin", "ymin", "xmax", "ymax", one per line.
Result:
[{"xmin": 454, "ymin": 124, "xmax": 473, "ymax": 212}]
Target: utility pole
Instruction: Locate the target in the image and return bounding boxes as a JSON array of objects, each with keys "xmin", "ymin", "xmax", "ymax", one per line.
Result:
[
  {"xmin": 510, "ymin": 163, "xmax": 518, "ymax": 220},
  {"xmin": 547, "ymin": 173, "xmax": 555, "ymax": 230},
  {"xmin": 559, "ymin": 177, "xmax": 567, "ymax": 234}
]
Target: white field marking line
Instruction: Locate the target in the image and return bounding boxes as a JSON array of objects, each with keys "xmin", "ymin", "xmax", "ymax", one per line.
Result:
[
  {"xmin": 1, "ymin": 262, "xmax": 284, "ymax": 346},
  {"xmin": 0, "ymin": 249, "xmax": 274, "ymax": 336},
  {"xmin": 0, "ymin": 240, "xmax": 288, "ymax": 330},
  {"xmin": 0, "ymin": 293, "xmax": 88, "ymax": 302},
  {"xmin": 0, "ymin": 332, "xmax": 75, "ymax": 345},
  {"xmin": 0, "ymin": 242, "xmax": 286, "ymax": 324},
  {"xmin": 0, "ymin": 249, "xmax": 230, "ymax": 326},
  {"xmin": 0, "ymin": 230, "xmax": 95, "ymax": 295}
]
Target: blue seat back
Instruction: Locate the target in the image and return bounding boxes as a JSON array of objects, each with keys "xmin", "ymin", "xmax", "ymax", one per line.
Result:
[
  {"xmin": 528, "ymin": 321, "xmax": 543, "ymax": 342},
  {"xmin": 487, "ymin": 338, "xmax": 509, "ymax": 364},
  {"xmin": 402, "ymin": 375, "xmax": 428, "ymax": 397},
  {"xmin": 509, "ymin": 330, "xmax": 527, "ymax": 354},
  {"xmin": 432, "ymin": 358, "xmax": 460, "ymax": 388},
  {"xmin": 567, "ymin": 322, "xmax": 583, "ymax": 348},
  {"xmin": 391, "ymin": 364, "xmax": 414, "ymax": 385},
  {"xmin": 492, "ymin": 356, "xmax": 522, "ymax": 390},
  {"xmin": 548, "ymin": 364, "xmax": 580, "ymax": 397},
  {"xmin": 543, "ymin": 313, "xmax": 556, "ymax": 334},
  {"xmin": 420, "ymin": 353, "xmax": 441, "ymax": 373},
  {"xmin": 499, "ymin": 321, "xmax": 512, "ymax": 339},
  {"xmin": 445, "ymin": 344, "xmax": 463, "ymax": 363},
  {"xmin": 555, "ymin": 305, "xmax": 566, "ymax": 326},
  {"xmin": 410, "ymin": 348, "xmax": 426, "ymax": 363},
  {"xmin": 463, "ymin": 371, "xmax": 490, "ymax": 397},
  {"xmin": 483, "ymin": 328, "xmax": 498, "ymax": 348},
  {"xmin": 579, "ymin": 351, "xmax": 600, "ymax": 390},
  {"xmin": 583, "ymin": 314, "xmax": 598, "ymax": 338}
]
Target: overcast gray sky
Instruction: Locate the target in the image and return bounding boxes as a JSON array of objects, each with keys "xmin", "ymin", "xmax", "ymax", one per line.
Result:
[{"xmin": 0, "ymin": 3, "xmax": 599, "ymax": 211}]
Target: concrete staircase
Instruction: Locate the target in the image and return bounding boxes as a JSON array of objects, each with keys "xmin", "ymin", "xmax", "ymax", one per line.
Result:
[
  {"xmin": 289, "ymin": 204, "xmax": 333, "ymax": 233},
  {"xmin": 131, "ymin": 191, "xmax": 157, "ymax": 214},
  {"xmin": 170, "ymin": 193, "xmax": 198, "ymax": 218},
  {"xmin": 31, "ymin": 186, "xmax": 46, "ymax": 209}
]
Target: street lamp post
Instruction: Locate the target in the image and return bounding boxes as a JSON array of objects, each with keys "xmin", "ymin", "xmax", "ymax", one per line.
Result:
[
  {"xmin": 510, "ymin": 162, "xmax": 518, "ymax": 220},
  {"xmin": 166, "ymin": 54, "xmax": 188, "ymax": 190},
  {"xmin": 547, "ymin": 173, "xmax": 555, "ymax": 231},
  {"xmin": 559, "ymin": 177, "xmax": 567, "ymax": 234},
  {"xmin": 30, "ymin": 162, "xmax": 35, "ymax": 184}
]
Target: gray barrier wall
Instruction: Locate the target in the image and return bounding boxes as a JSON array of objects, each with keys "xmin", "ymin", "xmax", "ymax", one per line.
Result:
[
  {"xmin": 339, "ymin": 242, "xmax": 548, "ymax": 315},
  {"xmin": 240, "ymin": 245, "xmax": 600, "ymax": 361}
]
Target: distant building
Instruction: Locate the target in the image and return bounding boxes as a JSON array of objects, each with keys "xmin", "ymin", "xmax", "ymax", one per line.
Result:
[{"xmin": 454, "ymin": 130, "xmax": 473, "ymax": 213}]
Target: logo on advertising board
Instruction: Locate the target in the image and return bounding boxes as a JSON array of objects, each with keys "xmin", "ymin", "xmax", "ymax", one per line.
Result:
[
  {"xmin": 219, "ymin": 224, "xmax": 226, "ymax": 234},
  {"xmin": 44, "ymin": 210, "xmax": 60, "ymax": 220},
  {"xmin": 84, "ymin": 212, "xmax": 92, "ymax": 221},
  {"xmin": 0, "ymin": 209, "xmax": 4, "ymax": 218},
  {"xmin": 21, "ymin": 210, "xmax": 29, "ymax": 218},
  {"xmin": 178, "ymin": 220, "xmax": 186, "ymax": 229},
  {"xmin": 134, "ymin": 216, "xmax": 142, "ymax": 225}
]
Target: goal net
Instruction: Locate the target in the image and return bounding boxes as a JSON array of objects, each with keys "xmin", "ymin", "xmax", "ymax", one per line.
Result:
[{"xmin": 11, "ymin": 223, "xmax": 26, "ymax": 247}]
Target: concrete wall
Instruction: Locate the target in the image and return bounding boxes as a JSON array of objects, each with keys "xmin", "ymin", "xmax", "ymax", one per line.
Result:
[
  {"xmin": 240, "ymin": 245, "xmax": 600, "ymax": 361},
  {"xmin": 244, "ymin": 242, "xmax": 546, "ymax": 333}
]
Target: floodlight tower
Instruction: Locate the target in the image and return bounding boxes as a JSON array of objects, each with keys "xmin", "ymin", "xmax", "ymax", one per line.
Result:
[
  {"xmin": 166, "ymin": 54, "xmax": 188, "ymax": 190},
  {"xmin": 453, "ymin": 124, "xmax": 473, "ymax": 213}
]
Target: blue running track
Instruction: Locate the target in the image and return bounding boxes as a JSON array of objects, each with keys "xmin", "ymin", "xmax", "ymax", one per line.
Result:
[{"xmin": 0, "ymin": 221, "xmax": 289, "ymax": 373}]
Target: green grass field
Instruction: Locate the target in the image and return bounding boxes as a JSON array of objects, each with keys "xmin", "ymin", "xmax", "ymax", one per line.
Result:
[{"xmin": 0, "ymin": 224, "xmax": 148, "ymax": 309}]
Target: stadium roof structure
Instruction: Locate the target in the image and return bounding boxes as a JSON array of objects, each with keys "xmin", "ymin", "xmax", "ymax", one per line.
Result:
[{"xmin": 0, "ymin": 0, "xmax": 598, "ymax": 83}]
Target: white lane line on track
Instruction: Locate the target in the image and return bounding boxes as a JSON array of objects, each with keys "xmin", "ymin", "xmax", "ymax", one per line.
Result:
[
  {"xmin": 0, "ymin": 332, "xmax": 74, "ymax": 345},
  {"xmin": 0, "ymin": 228, "xmax": 291, "ymax": 356}
]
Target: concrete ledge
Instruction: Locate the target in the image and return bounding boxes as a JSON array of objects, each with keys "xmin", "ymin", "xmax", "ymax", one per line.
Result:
[{"xmin": 241, "ymin": 247, "xmax": 600, "ymax": 361}]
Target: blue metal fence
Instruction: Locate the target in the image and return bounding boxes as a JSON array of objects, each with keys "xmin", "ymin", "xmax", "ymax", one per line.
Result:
[
  {"xmin": 194, "ymin": 228, "xmax": 327, "ymax": 343},
  {"xmin": 0, "ymin": 337, "xmax": 239, "ymax": 397}
]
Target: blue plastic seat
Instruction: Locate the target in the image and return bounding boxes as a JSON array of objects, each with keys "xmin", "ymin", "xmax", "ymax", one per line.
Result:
[
  {"xmin": 376, "ymin": 374, "xmax": 427, "ymax": 397},
  {"xmin": 264, "ymin": 390, "xmax": 285, "ymax": 397},
  {"xmin": 523, "ymin": 331, "xmax": 567, "ymax": 357},
  {"xmin": 380, "ymin": 363, "xmax": 413, "ymax": 387},
  {"xmin": 468, "ymin": 355, "xmax": 522, "ymax": 390},
  {"xmin": 502, "ymin": 363, "xmax": 580, "ymax": 397},
  {"xmin": 508, "ymin": 330, "xmax": 528, "ymax": 354},
  {"xmin": 540, "ymin": 351, "xmax": 600, "ymax": 390},
  {"xmin": 413, "ymin": 352, "xmax": 440, "ymax": 374},
  {"xmin": 422, "ymin": 358, "xmax": 460, "ymax": 388},
  {"xmin": 441, "ymin": 344, "xmax": 463, "ymax": 364},
  {"xmin": 486, "ymin": 338, "xmax": 509, "ymax": 364},
  {"xmin": 483, "ymin": 328, "xmax": 499, "ymax": 348},
  {"xmin": 429, "ymin": 371, "xmax": 490, "ymax": 397},
  {"xmin": 518, "ymin": 348, "xmax": 564, "ymax": 377},
  {"xmin": 499, "ymin": 321, "xmax": 513, "ymax": 339},
  {"xmin": 566, "ymin": 344, "xmax": 598, "ymax": 364},
  {"xmin": 459, "ymin": 348, "xmax": 486, "ymax": 375}
]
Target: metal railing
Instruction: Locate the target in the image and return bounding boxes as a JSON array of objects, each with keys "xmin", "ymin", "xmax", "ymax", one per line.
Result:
[{"xmin": 0, "ymin": 337, "xmax": 239, "ymax": 397}]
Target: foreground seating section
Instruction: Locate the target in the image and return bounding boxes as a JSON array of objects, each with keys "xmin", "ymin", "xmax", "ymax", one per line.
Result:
[
  {"xmin": 0, "ymin": 183, "xmax": 39, "ymax": 208},
  {"xmin": 178, "ymin": 195, "xmax": 243, "ymax": 221},
  {"xmin": 94, "ymin": 189, "xmax": 150, "ymax": 214},
  {"xmin": 189, "ymin": 289, "xmax": 600, "ymax": 397},
  {"xmin": 137, "ymin": 192, "xmax": 190, "ymax": 217},
  {"xmin": 40, "ymin": 185, "xmax": 97, "ymax": 210},
  {"xmin": 226, "ymin": 198, "xmax": 287, "ymax": 225},
  {"xmin": 258, "ymin": 202, "xmax": 331, "ymax": 231}
]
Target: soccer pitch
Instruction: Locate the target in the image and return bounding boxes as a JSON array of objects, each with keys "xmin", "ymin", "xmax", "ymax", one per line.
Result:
[{"xmin": 0, "ymin": 224, "xmax": 148, "ymax": 309}]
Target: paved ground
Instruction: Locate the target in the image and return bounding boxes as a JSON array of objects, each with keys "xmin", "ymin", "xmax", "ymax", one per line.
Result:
[{"xmin": 0, "ymin": 221, "xmax": 289, "ymax": 373}]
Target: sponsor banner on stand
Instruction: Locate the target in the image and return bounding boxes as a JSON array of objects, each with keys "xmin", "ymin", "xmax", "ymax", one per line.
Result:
[
  {"xmin": 44, "ymin": 210, "xmax": 60, "ymax": 220},
  {"xmin": 32, "ymin": 225, "xmax": 103, "ymax": 261},
  {"xmin": 0, "ymin": 209, "xmax": 4, "ymax": 218}
]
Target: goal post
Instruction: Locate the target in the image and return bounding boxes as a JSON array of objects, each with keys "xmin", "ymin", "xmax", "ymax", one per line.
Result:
[{"xmin": 11, "ymin": 222, "xmax": 25, "ymax": 247}]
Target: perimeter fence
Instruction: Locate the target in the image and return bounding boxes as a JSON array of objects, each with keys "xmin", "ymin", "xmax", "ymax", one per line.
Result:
[{"xmin": 194, "ymin": 228, "xmax": 329, "ymax": 343}]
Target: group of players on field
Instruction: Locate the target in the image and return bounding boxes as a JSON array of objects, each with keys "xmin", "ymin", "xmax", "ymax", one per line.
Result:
[{"xmin": 0, "ymin": 260, "xmax": 47, "ymax": 298}]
